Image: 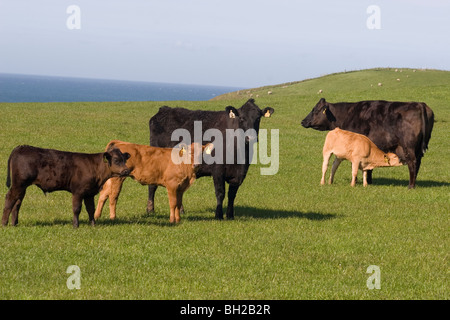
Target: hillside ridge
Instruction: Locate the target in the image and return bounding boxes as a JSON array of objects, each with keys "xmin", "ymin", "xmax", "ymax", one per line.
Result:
[{"xmin": 211, "ymin": 68, "xmax": 450, "ymax": 101}]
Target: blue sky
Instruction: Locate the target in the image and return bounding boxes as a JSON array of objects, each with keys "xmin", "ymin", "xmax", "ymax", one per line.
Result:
[{"xmin": 0, "ymin": 0, "xmax": 449, "ymax": 88}]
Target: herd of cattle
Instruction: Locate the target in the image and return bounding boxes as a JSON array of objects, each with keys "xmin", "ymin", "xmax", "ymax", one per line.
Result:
[{"xmin": 2, "ymin": 98, "xmax": 434, "ymax": 227}]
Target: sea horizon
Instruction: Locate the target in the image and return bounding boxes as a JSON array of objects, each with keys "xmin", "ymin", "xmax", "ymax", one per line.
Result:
[{"xmin": 0, "ymin": 73, "xmax": 244, "ymax": 103}]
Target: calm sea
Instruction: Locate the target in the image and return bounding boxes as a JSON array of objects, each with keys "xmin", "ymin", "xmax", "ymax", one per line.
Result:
[{"xmin": 0, "ymin": 73, "xmax": 243, "ymax": 102}]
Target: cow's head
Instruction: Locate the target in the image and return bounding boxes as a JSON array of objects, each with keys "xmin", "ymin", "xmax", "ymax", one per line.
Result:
[
  {"xmin": 301, "ymin": 98, "xmax": 336, "ymax": 131},
  {"xmin": 225, "ymin": 99, "xmax": 274, "ymax": 142},
  {"xmin": 103, "ymin": 148, "xmax": 131, "ymax": 177},
  {"xmin": 384, "ymin": 153, "xmax": 403, "ymax": 167}
]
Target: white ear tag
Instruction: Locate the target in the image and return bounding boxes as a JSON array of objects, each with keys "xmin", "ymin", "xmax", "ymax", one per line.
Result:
[{"xmin": 229, "ymin": 110, "xmax": 236, "ymax": 119}]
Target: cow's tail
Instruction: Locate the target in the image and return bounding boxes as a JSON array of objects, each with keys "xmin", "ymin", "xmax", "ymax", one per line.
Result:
[
  {"xmin": 149, "ymin": 107, "xmax": 170, "ymax": 147},
  {"xmin": 149, "ymin": 115, "xmax": 160, "ymax": 146},
  {"xmin": 421, "ymin": 103, "xmax": 434, "ymax": 156},
  {"xmin": 6, "ymin": 152, "xmax": 12, "ymax": 188}
]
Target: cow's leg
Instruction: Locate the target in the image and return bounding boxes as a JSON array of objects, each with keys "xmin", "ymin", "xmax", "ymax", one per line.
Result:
[
  {"xmin": 94, "ymin": 179, "xmax": 111, "ymax": 220},
  {"xmin": 72, "ymin": 195, "xmax": 83, "ymax": 228},
  {"xmin": 350, "ymin": 162, "xmax": 359, "ymax": 187},
  {"xmin": 84, "ymin": 196, "xmax": 96, "ymax": 226},
  {"xmin": 366, "ymin": 170, "xmax": 373, "ymax": 184},
  {"xmin": 403, "ymin": 147, "xmax": 417, "ymax": 189},
  {"xmin": 10, "ymin": 189, "xmax": 26, "ymax": 226},
  {"xmin": 167, "ymin": 188, "xmax": 178, "ymax": 224},
  {"xmin": 363, "ymin": 170, "xmax": 368, "ymax": 187},
  {"xmin": 329, "ymin": 157, "xmax": 342, "ymax": 185},
  {"xmin": 148, "ymin": 184, "xmax": 183, "ymax": 215},
  {"xmin": 213, "ymin": 175, "xmax": 225, "ymax": 220},
  {"xmin": 147, "ymin": 185, "xmax": 158, "ymax": 214},
  {"xmin": 226, "ymin": 184, "xmax": 239, "ymax": 220},
  {"xmin": 2, "ymin": 187, "xmax": 26, "ymax": 226},
  {"xmin": 415, "ymin": 156, "xmax": 422, "ymax": 179},
  {"xmin": 106, "ymin": 177, "xmax": 125, "ymax": 220},
  {"xmin": 400, "ymin": 143, "xmax": 417, "ymax": 188},
  {"xmin": 175, "ymin": 190, "xmax": 183, "ymax": 223},
  {"xmin": 321, "ymin": 152, "xmax": 332, "ymax": 185},
  {"xmin": 3, "ymin": 189, "xmax": 18, "ymax": 226},
  {"xmin": 407, "ymin": 160, "xmax": 417, "ymax": 189}
]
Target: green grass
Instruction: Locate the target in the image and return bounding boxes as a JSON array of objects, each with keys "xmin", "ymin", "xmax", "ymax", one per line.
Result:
[{"xmin": 0, "ymin": 68, "xmax": 448, "ymax": 299}]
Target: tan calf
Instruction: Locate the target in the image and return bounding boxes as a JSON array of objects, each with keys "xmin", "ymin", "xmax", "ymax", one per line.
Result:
[
  {"xmin": 321, "ymin": 128, "xmax": 402, "ymax": 187},
  {"xmin": 94, "ymin": 140, "xmax": 213, "ymax": 223}
]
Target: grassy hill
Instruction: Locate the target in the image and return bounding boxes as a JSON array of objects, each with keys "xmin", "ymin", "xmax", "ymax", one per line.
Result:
[
  {"xmin": 0, "ymin": 68, "xmax": 448, "ymax": 300},
  {"xmin": 213, "ymin": 68, "xmax": 450, "ymax": 106}
]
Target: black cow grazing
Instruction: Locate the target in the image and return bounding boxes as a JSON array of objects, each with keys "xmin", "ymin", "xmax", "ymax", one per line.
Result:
[
  {"xmin": 148, "ymin": 99, "xmax": 274, "ymax": 220},
  {"xmin": 301, "ymin": 98, "xmax": 434, "ymax": 188},
  {"xmin": 2, "ymin": 145, "xmax": 130, "ymax": 228}
]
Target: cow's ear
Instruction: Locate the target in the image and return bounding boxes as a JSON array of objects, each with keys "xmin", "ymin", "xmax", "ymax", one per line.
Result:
[
  {"xmin": 323, "ymin": 107, "xmax": 336, "ymax": 122},
  {"xmin": 320, "ymin": 98, "xmax": 329, "ymax": 113},
  {"xmin": 103, "ymin": 152, "xmax": 112, "ymax": 165},
  {"xmin": 226, "ymin": 106, "xmax": 238, "ymax": 119},
  {"xmin": 262, "ymin": 107, "xmax": 274, "ymax": 118}
]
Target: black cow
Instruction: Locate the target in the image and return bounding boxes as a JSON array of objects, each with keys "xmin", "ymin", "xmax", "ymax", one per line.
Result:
[
  {"xmin": 301, "ymin": 98, "xmax": 434, "ymax": 188},
  {"xmin": 147, "ymin": 99, "xmax": 274, "ymax": 219},
  {"xmin": 2, "ymin": 145, "xmax": 130, "ymax": 227}
]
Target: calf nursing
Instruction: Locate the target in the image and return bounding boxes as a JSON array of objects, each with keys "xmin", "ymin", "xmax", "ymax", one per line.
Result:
[
  {"xmin": 321, "ymin": 128, "xmax": 402, "ymax": 187},
  {"xmin": 94, "ymin": 140, "xmax": 213, "ymax": 224}
]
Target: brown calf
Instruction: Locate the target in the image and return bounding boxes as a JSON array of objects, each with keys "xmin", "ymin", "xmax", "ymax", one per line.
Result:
[
  {"xmin": 321, "ymin": 128, "xmax": 402, "ymax": 187},
  {"xmin": 2, "ymin": 145, "xmax": 130, "ymax": 227},
  {"xmin": 94, "ymin": 140, "xmax": 213, "ymax": 223}
]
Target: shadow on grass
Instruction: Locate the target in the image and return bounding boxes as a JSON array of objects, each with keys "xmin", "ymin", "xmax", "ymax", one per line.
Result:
[
  {"xmin": 229, "ymin": 206, "xmax": 337, "ymax": 221},
  {"xmin": 93, "ymin": 212, "xmax": 176, "ymax": 227},
  {"xmin": 371, "ymin": 178, "xmax": 450, "ymax": 188},
  {"xmin": 28, "ymin": 215, "xmax": 176, "ymax": 228},
  {"xmin": 26, "ymin": 206, "xmax": 337, "ymax": 227},
  {"xmin": 91, "ymin": 206, "xmax": 338, "ymax": 226}
]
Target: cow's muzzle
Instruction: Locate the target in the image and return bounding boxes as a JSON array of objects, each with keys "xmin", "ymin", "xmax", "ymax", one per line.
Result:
[{"xmin": 120, "ymin": 169, "xmax": 130, "ymax": 177}]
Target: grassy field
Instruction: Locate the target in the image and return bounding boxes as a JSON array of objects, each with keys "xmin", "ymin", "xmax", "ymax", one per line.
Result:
[{"xmin": 0, "ymin": 68, "xmax": 448, "ymax": 300}]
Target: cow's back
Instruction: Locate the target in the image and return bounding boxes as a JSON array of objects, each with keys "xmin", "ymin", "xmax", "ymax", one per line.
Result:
[
  {"xmin": 149, "ymin": 106, "xmax": 228, "ymax": 148},
  {"xmin": 325, "ymin": 128, "xmax": 371, "ymax": 159},
  {"xmin": 335, "ymin": 100, "xmax": 433, "ymax": 158},
  {"xmin": 107, "ymin": 139, "xmax": 193, "ymax": 186},
  {"xmin": 8, "ymin": 146, "xmax": 94, "ymax": 193}
]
